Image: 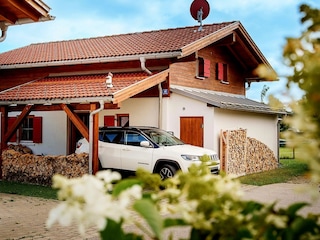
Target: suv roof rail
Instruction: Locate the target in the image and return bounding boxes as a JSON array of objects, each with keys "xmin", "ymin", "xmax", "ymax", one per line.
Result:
[{"xmin": 99, "ymin": 126, "xmax": 158, "ymax": 131}]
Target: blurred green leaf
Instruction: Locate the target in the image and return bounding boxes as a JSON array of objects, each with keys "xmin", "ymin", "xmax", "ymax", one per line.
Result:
[{"xmin": 133, "ymin": 199, "xmax": 163, "ymax": 239}]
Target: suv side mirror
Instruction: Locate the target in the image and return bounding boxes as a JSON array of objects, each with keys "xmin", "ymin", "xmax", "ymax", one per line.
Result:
[{"xmin": 140, "ymin": 141, "xmax": 151, "ymax": 148}]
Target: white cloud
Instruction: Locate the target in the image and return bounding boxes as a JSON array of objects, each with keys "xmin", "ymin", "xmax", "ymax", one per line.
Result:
[{"xmin": 214, "ymin": 0, "xmax": 297, "ymax": 14}]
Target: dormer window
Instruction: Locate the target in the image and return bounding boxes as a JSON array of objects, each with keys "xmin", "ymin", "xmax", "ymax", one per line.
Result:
[
  {"xmin": 216, "ymin": 62, "xmax": 229, "ymax": 84},
  {"xmin": 196, "ymin": 57, "xmax": 210, "ymax": 79}
]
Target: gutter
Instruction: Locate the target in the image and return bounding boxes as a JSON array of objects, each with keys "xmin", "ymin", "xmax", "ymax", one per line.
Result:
[
  {"xmin": 0, "ymin": 15, "xmax": 55, "ymax": 43},
  {"xmin": 8, "ymin": 16, "xmax": 56, "ymax": 26},
  {"xmin": 0, "ymin": 96, "xmax": 113, "ymax": 106},
  {"xmin": 89, "ymin": 100, "xmax": 104, "ymax": 175},
  {"xmin": 0, "ymin": 52, "xmax": 182, "ymax": 70},
  {"xmin": 0, "ymin": 22, "xmax": 8, "ymax": 42}
]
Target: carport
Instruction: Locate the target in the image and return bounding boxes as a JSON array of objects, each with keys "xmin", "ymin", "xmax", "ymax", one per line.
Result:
[{"xmin": 0, "ymin": 70, "xmax": 169, "ymax": 177}]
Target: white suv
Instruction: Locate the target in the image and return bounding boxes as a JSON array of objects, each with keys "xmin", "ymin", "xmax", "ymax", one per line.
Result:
[{"xmin": 76, "ymin": 126, "xmax": 220, "ymax": 179}]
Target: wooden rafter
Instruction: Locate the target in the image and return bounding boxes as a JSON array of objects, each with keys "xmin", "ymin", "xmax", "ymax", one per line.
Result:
[
  {"xmin": 113, "ymin": 69, "xmax": 169, "ymax": 104},
  {"xmin": 3, "ymin": 104, "xmax": 33, "ymax": 143},
  {"xmin": 60, "ymin": 104, "xmax": 89, "ymax": 141},
  {"xmin": 8, "ymin": 0, "xmax": 40, "ymax": 21}
]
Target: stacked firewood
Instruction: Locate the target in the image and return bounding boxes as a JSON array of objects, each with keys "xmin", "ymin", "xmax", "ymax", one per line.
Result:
[
  {"xmin": 2, "ymin": 146, "xmax": 89, "ymax": 186},
  {"xmin": 246, "ymin": 137, "xmax": 278, "ymax": 173},
  {"xmin": 7, "ymin": 144, "xmax": 33, "ymax": 154},
  {"xmin": 220, "ymin": 129, "xmax": 278, "ymax": 176},
  {"xmin": 226, "ymin": 129, "xmax": 247, "ymax": 176}
]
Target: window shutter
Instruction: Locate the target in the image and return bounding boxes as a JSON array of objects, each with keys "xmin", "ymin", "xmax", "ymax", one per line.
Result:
[
  {"xmin": 216, "ymin": 63, "xmax": 228, "ymax": 82},
  {"xmin": 8, "ymin": 117, "xmax": 17, "ymax": 142},
  {"xmin": 33, "ymin": 116, "xmax": 42, "ymax": 143},
  {"xmin": 216, "ymin": 62, "xmax": 224, "ymax": 80},
  {"xmin": 104, "ymin": 116, "xmax": 115, "ymax": 126},
  {"xmin": 203, "ymin": 59, "xmax": 211, "ymax": 77}
]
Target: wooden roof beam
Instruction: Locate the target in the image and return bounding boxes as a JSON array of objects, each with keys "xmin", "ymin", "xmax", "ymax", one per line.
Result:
[
  {"xmin": 60, "ymin": 104, "xmax": 89, "ymax": 141},
  {"xmin": 113, "ymin": 69, "xmax": 169, "ymax": 104},
  {"xmin": 8, "ymin": 0, "xmax": 40, "ymax": 21},
  {"xmin": 3, "ymin": 104, "xmax": 33, "ymax": 143},
  {"xmin": 0, "ymin": 9, "xmax": 17, "ymax": 24}
]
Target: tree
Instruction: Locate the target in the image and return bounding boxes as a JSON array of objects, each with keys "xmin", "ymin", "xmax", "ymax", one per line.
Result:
[{"xmin": 282, "ymin": 4, "xmax": 320, "ymax": 182}]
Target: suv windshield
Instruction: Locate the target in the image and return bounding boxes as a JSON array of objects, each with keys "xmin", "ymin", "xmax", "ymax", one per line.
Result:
[{"xmin": 142, "ymin": 128, "xmax": 184, "ymax": 146}]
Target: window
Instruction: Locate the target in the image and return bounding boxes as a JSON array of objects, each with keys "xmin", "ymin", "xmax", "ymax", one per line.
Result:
[
  {"xmin": 21, "ymin": 117, "xmax": 33, "ymax": 141},
  {"xmin": 126, "ymin": 131, "xmax": 147, "ymax": 146},
  {"xmin": 117, "ymin": 114, "xmax": 129, "ymax": 127},
  {"xmin": 8, "ymin": 116, "xmax": 42, "ymax": 143},
  {"xmin": 104, "ymin": 131, "xmax": 124, "ymax": 144},
  {"xmin": 197, "ymin": 57, "xmax": 210, "ymax": 79},
  {"xmin": 216, "ymin": 62, "xmax": 229, "ymax": 84}
]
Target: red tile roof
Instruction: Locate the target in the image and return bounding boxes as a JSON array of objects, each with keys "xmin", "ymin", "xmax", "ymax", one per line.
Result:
[
  {"xmin": 0, "ymin": 72, "xmax": 149, "ymax": 102},
  {"xmin": 0, "ymin": 22, "xmax": 236, "ymax": 66}
]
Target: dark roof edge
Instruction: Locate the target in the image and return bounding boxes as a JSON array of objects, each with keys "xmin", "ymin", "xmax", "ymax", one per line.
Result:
[
  {"xmin": 171, "ymin": 85, "xmax": 286, "ymax": 115},
  {"xmin": 0, "ymin": 51, "xmax": 182, "ymax": 70}
]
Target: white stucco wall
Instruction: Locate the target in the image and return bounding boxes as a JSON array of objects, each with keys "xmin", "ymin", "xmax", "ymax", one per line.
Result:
[
  {"xmin": 8, "ymin": 111, "xmax": 67, "ymax": 155},
  {"xmin": 162, "ymin": 93, "xmax": 279, "ymax": 158},
  {"xmin": 99, "ymin": 98, "xmax": 160, "ymax": 127},
  {"xmin": 162, "ymin": 94, "xmax": 215, "ymax": 150},
  {"xmin": 214, "ymin": 108, "xmax": 279, "ymax": 158}
]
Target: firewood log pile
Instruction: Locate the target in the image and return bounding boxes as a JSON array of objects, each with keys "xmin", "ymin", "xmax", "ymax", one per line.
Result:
[
  {"xmin": 246, "ymin": 137, "xmax": 278, "ymax": 173},
  {"xmin": 2, "ymin": 145, "xmax": 89, "ymax": 186},
  {"xmin": 226, "ymin": 129, "xmax": 247, "ymax": 176},
  {"xmin": 220, "ymin": 129, "xmax": 278, "ymax": 176},
  {"xmin": 7, "ymin": 144, "xmax": 33, "ymax": 154}
]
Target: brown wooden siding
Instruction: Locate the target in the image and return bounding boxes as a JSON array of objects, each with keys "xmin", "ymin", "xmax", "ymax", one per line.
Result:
[{"xmin": 170, "ymin": 45, "xmax": 247, "ymax": 95}]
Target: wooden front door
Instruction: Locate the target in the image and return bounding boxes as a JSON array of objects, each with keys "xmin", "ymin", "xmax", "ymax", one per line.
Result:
[{"xmin": 180, "ymin": 116, "xmax": 204, "ymax": 147}]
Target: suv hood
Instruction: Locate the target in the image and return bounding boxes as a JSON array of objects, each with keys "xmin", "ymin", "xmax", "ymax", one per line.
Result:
[{"xmin": 161, "ymin": 144, "xmax": 217, "ymax": 156}]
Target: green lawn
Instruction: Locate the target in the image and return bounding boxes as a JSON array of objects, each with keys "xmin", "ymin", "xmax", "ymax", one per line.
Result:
[
  {"xmin": 0, "ymin": 147, "xmax": 310, "ymax": 198},
  {"xmin": 279, "ymin": 147, "xmax": 297, "ymax": 159},
  {"xmin": 238, "ymin": 146, "xmax": 309, "ymax": 185},
  {"xmin": 238, "ymin": 159, "xmax": 309, "ymax": 186},
  {"xmin": 0, "ymin": 180, "xmax": 57, "ymax": 199}
]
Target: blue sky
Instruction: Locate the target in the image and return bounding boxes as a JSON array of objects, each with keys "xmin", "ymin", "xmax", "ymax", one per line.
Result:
[{"xmin": 1, "ymin": 0, "xmax": 319, "ymax": 103}]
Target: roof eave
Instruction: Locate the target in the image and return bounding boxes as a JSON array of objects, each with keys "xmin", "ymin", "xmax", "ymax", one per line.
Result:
[
  {"xmin": 0, "ymin": 96, "xmax": 114, "ymax": 106},
  {"xmin": 180, "ymin": 21, "xmax": 241, "ymax": 58},
  {"xmin": 0, "ymin": 51, "xmax": 182, "ymax": 70}
]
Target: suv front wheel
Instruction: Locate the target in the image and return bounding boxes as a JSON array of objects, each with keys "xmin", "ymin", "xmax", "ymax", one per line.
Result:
[{"xmin": 158, "ymin": 164, "xmax": 177, "ymax": 180}]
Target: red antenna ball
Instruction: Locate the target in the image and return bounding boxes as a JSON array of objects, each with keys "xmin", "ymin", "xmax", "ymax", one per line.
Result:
[{"xmin": 190, "ymin": 0, "xmax": 210, "ymax": 21}]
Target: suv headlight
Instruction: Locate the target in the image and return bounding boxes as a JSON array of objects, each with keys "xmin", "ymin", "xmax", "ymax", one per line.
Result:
[{"xmin": 181, "ymin": 155, "xmax": 200, "ymax": 161}]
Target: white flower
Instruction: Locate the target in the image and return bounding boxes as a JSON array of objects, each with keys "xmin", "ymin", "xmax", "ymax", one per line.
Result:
[
  {"xmin": 47, "ymin": 173, "xmax": 143, "ymax": 236},
  {"xmin": 96, "ymin": 170, "xmax": 122, "ymax": 183},
  {"xmin": 266, "ymin": 214, "xmax": 288, "ymax": 229}
]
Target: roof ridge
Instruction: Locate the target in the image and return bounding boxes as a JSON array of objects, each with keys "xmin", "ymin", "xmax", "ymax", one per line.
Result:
[
  {"xmin": 0, "ymin": 21, "xmax": 239, "ymax": 66},
  {"xmin": 21, "ymin": 21, "xmax": 238, "ymax": 47}
]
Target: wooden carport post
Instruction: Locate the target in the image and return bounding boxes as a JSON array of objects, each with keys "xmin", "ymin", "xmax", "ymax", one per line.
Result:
[
  {"xmin": 0, "ymin": 106, "xmax": 8, "ymax": 179},
  {"xmin": 91, "ymin": 103, "xmax": 100, "ymax": 174}
]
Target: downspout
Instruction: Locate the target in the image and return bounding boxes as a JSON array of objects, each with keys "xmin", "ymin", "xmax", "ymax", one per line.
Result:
[
  {"xmin": 89, "ymin": 100, "xmax": 104, "ymax": 174},
  {"xmin": 158, "ymin": 83, "xmax": 163, "ymax": 129},
  {"xmin": 140, "ymin": 57, "xmax": 152, "ymax": 75},
  {"xmin": 139, "ymin": 57, "xmax": 163, "ymax": 128},
  {"xmin": 0, "ymin": 23, "xmax": 8, "ymax": 42}
]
